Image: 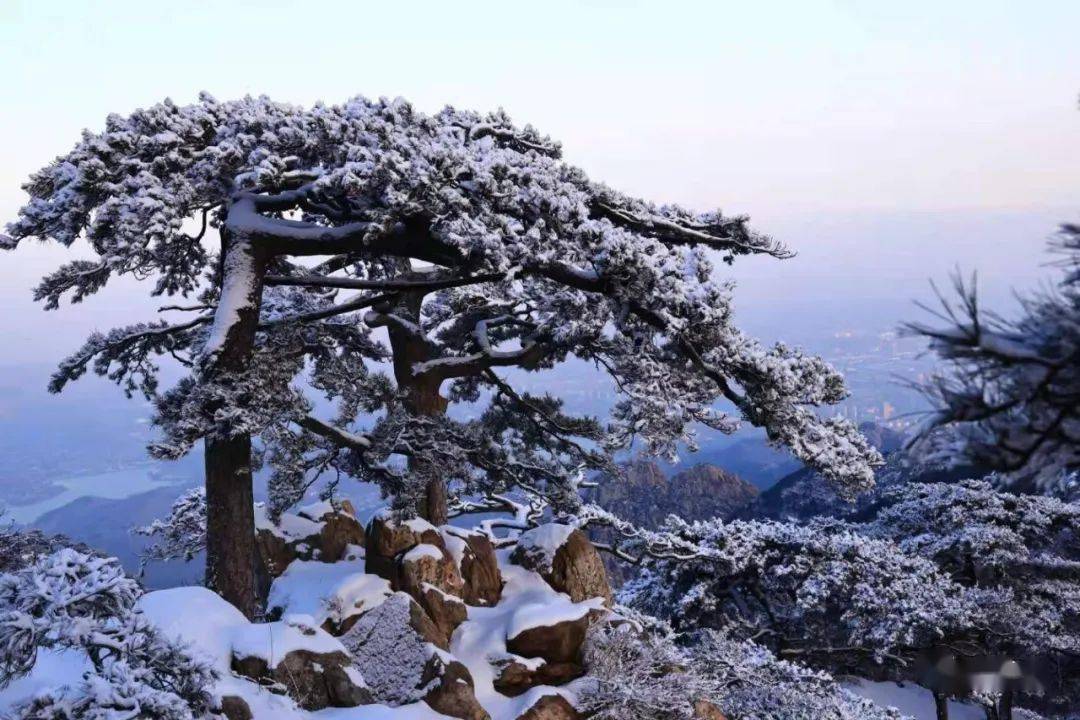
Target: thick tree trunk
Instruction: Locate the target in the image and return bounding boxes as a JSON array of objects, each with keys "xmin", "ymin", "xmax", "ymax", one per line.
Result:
[
  {"xmin": 205, "ymin": 433, "xmax": 256, "ymax": 618},
  {"xmin": 933, "ymin": 692, "xmax": 949, "ymax": 720},
  {"xmin": 999, "ymin": 691, "xmax": 1012, "ymax": 720},
  {"xmin": 202, "ymin": 233, "xmax": 267, "ymax": 619},
  {"xmin": 385, "ymin": 290, "xmax": 449, "ymax": 524}
]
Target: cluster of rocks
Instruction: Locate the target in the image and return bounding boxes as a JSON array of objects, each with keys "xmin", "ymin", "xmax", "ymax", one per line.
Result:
[{"xmin": 224, "ymin": 501, "xmax": 618, "ymax": 720}]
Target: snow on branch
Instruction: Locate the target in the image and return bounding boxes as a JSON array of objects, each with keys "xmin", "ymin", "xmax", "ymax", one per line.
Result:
[{"xmin": 0, "ymin": 548, "xmax": 216, "ymax": 719}]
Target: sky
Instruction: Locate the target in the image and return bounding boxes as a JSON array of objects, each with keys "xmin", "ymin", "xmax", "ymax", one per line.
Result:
[{"xmin": 0, "ymin": 0, "xmax": 1078, "ymax": 365}]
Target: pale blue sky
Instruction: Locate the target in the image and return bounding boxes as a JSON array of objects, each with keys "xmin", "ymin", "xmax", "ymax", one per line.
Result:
[{"xmin": 1, "ymin": 0, "xmax": 1078, "ymax": 362}]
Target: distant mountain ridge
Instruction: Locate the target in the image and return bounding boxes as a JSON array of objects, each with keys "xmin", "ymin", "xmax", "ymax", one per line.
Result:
[
  {"xmin": 589, "ymin": 460, "xmax": 759, "ymax": 529},
  {"xmin": 739, "ymin": 423, "xmax": 990, "ymax": 523}
]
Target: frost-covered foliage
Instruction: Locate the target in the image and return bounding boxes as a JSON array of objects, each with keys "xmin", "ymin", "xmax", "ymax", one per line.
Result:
[
  {"xmin": 0, "ymin": 518, "xmax": 90, "ymax": 574},
  {"xmin": 618, "ymin": 515, "xmax": 983, "ymax": 675},
  {"xmin": 907, "ymin": 226, "xmax": 1080, "ymax": 498},
  {"xmin": 6, "ymin": 93, "xmax": 881, "ymax": 524},
  {"xmin": 579, "ymin": 623, "xmax": 903, "ymax": 720},
  {"xmin": 862, "ymin": 480, "xmax": 1080, "ymax": 713},
  {"xmin": 133, "ymin": 486, "xmax": 207, "ymax": 569},
  {"xmin": 0, "ymin": 549, "xmax": 216, "ymax": 719}
]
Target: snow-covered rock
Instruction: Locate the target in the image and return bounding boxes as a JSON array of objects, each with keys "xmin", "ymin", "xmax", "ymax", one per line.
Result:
[
  {"xmin": 398, "ymin": 542, "xmax": 468, "ymax": 642},
  {"xmin": 506, "ymin": 601, "xmax": 603, "ymax": 666},
  {"xmin": 255, "ymin": 502, "xmax": 366, "ymax": 587},
  {"xmin": 513, "ymin": 694, "xmax": 580, "ymax": 720},
  {"xmin": 267, "ymin": 556, "xmax": 391, "ymax": 634},
  {"xmin": 443, "ymin": 527, "xmax": 503, "ymax": 607},
  {"xmin": 366, "ymin": 512, "xmax": 446, "ymax": 581},
  {"xmin": 231, "ymin": 617, "xmax": 372, "ymax": 710},
  {"xmin": 510, "ymin": 525, "xmax": 612, "ymax": 607}
]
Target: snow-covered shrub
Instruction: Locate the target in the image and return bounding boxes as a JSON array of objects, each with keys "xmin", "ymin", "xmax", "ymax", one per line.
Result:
[
  {"xmin": 0, "ymin": 518, "xmax": 93, "ymax": 574},
  {"xmin": 579, "ymin": 623, "xmax": 903, "ymax": 720},
  {"xmin": 862, "ymin": 479, "xmax": 1080, "ymax": 714},
  {"xmin": 0, "ymin": 548, "xmax": 216, "ymax": 719},
  {"xmin": 620, "ymin": 516, "xmax": 984, "ymax": 675}
]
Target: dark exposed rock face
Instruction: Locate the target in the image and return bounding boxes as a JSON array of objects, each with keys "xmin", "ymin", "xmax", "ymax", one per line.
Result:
[
  {"xmin": 586, "ymin": 460, "xmax": 758, "ymax": 585},
  {"xmin": 493, "ymin": 658, "xmax": 583, "ymax": 697},
  {"xmin": 452, "ymin": 530, "xmax": 503, "ymax": 606},
  {"xmin": 218, "ymin": 695, "xmax": 253, "ymax": 720},
  {"xmin": 255, "ymin": 502, "xmax": 364, "ymax": 575},
  {"xmin": 364, "ymin": 514, "xmax": 444, "ymax": 581},
  {"xmin": 515, "ymin": 694, "xmax": 580, "ymax": 720},
  {"xmin": 588, "ymin": 461, "xmax": 759, "ymax": 528},
  {"xmin": 422, "ymin": 654, "xmax": 490, "ymax": 720},
  {"xmin": 511, "ymin": 525, "xmax": 613, "ymax": 607},
  {"xmin": 232, "ymin": 648, "xmax": 372, "ymax": 710},
  {"xmin": 506, "ymin": 613, "xmax": 595, "ymax": 665}
]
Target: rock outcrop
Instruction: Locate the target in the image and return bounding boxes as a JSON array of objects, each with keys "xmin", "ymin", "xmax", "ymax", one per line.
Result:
[
  {"xmin": 511, "ymin": 524, "xmax": 613, "ymax": 606},
  {"xmin": 515, "ymin": 694, "xmax": 581, "ymax": 720},
  {"xmin": 218, "ymin": 696, "xmax": 253, "ymax": 720},
  {"xmin": 341, "ymin": 591, "xmax": 489, "ymax": 718},
  {"xmin": 422, "ymin": 652, "xmax": 491, "ymax": 720},
  {"xmin": 231, "ymin": 619, "xmax": 372, "ymax": 711},
  {"xmin": 364, "ymin": 513, "xmax": 443, "ymax": 581},
  {"xmin": 255, "ymin": 500, "xmax": 365, "ymax": 587},
  {"xmin": 506, "ymin": 611, "xmax": 594, "ymax": 665},
  {"xmin": 588, "ymin": 460, "xmax": 759, "ymax": 528},
  {"xmin": 443, "ymin": 528, "xmax": 503, "ymax": 606},
  {"xmin": 693, "ymin": 699, "xmax": 729, "ymax": 719},
  {"xmin": 492, "ymin": 657, "xmax": 582, "ymax": 697}
]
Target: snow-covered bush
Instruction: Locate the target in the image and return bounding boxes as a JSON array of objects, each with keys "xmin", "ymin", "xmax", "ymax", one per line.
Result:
[
  {"xmin": 579, "ymin": 622, "xmax": 904, "ymax": 720},
  {"xmin": 0, "ymin": 548, "xmax": 216, "ymax": 719},
  {"xmin": 0, "ymin": 519, "xmax": 88, "ymax": 574},
  {"xmin": 619, "ymin": 516, "xmax": 984, "ymax": 676},
  {"xmin": 862, "ymin": 479, "xmax": 1080, "ymax": 714}
]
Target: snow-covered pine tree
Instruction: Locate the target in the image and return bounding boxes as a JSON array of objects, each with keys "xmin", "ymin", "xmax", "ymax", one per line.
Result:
[
  {"xmin": 906, "ymin": 225, "xmax": 1079, "ymax": 498},
  {"xmin": 863, "ymin": 479, "xmax": 1080, "ymax": 715},
  {"xmin": 4, "ymin": 94, "xmax": 880, "ymax": 617},
  {"xmin": 617, "ymin": 515, "xmax": 985, "ymax": 681}
]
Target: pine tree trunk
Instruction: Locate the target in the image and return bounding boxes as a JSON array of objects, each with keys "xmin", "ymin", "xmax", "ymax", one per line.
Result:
[
  {"xmin": 933, "ymin": 692, "xmax": 949, "ymax": 720},
  {"xmin": 202, "ymin": 233, "xmax": 267, "ymax": 619},
  {"xmin": 205, "ymin": 433, "xmax": 256, "ymax": 618},
  {"xmin": 386, "ymin": 290, "xmax": 449, "ymax": 525},
  {"xmin": 999, "ymin": 690, "xmax": 1012, "ymax": 720}
]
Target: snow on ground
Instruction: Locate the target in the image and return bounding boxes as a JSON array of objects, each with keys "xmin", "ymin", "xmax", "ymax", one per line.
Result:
[
  {"xmin": 137, "ymin": 586, "xmax": 457, "ymax": 719},
  {"xmin": 0, "ymin": 649, "xmax": 91, "ymax": 710},
  {"xmin": 450, "ymin": 556, "xmax": 605, "ymax": 720},
  {"xmin": 0, "ymin": 541, "xmax": 608, "ymax": 720},
  {"xmin": 267, "ymin": 555, "xmax": 391, "ymax": 627},
  {"xmin": 255, "ymin": 503, "xmax": 325, "ymax": 541},
  {"xmin": 845, "ymin": 679, "xmax": 985, "ymax": 720}
]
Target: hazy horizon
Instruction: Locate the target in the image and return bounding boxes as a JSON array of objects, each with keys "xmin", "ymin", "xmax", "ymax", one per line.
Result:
[{"xmin": 2, "ymin": 0, "xmax": 1077, "ymax": 364}]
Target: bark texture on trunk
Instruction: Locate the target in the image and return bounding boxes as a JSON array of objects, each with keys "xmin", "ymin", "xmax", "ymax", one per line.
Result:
[
  {"xmin": 999, "ymin": 691, "xmax": 1012, "ymax": 720},
  {"xmin": 205, "ymin": 433, "xmax": 257, "ymax": 618},
  {"xmin": 202, "ymin": 235, "xmax": 267, "ymax": 619},
  {"xmin": 934, "ymin": 692, "xmax": 949, "ymax": 720},
  {"xmin": 386, "ymin": 290, "xmax": 449, "ymax": 525}
]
